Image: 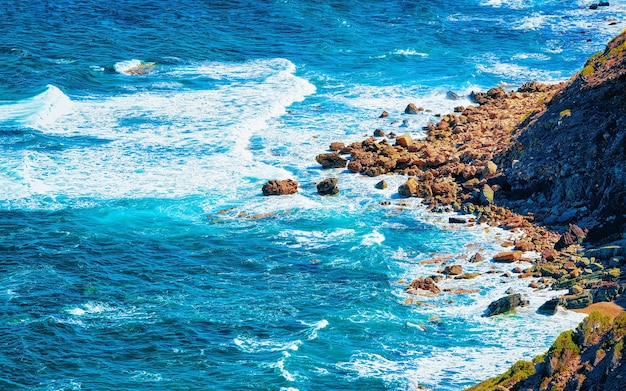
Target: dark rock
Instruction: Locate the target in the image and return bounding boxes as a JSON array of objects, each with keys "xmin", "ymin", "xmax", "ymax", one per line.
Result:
[
  {"xmin": 484, "ymin": 293, "xmax": 529, "ymax": 317},
  {"xmin": 316, "ymin": 178, "xmax": 339, "ymax": 195},
  {"xmin": 554, "ymin": 224, "xmax": 587, "ymax": 250},
  {"xmin": 448, "ymin": 216, "xmax": 468, "ymax": 224},
  {"xmin": 589, "ymin": 3, "xmax": 598, "ymax": 9},
  {"xmin": 375, "ymin": 180, "xmax": 388, "ymax": 190},
  {"xmin": 591, "ymin": 282, "xmax": 619, "ymax": 302},
  {"xmin": 379, "ymin": 111, "xmax": 388, "ymax": 118},
  {"xmin": 538, "ymin": 298, "xmax": 561, "ymax": 315},
  {"xmin": 446, "ymin": 91, "xmax": 461, "ymax": 100},
  {"xmin": 561, "ymin": 291, "xmax": 593, "ymax": 309},
  {"xmin": 262, "ymin": 179, "xmax": 298, "ymax": 196},
  {"xmin": 316, "ymin": 152, "xmax": 348, "ymax": 169},
  {"xmin": 404, "ymin": 103, "xmax": 423, "ymax": 114},
  {"xmin": 373, "ymin": 128, "xmax": 385, "ymax": 137}
]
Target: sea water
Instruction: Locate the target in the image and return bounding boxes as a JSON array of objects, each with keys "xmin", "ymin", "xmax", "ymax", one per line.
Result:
[{"xmin": 1, "ymin": 1, "xmax": 625, "ymax": 390}]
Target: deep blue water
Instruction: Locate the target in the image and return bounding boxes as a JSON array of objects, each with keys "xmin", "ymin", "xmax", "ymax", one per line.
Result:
[{"xmin": 1, "ymin": 1, "xmax": 625, "ymax": 390}]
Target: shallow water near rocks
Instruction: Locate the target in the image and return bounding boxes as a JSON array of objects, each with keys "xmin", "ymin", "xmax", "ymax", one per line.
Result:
[{"xmin": 1, "ymin": 1, "xmax": 625, "ymax": 390}]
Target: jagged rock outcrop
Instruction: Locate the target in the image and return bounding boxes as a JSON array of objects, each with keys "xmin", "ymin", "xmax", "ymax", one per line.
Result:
[{"xmin": 497, "ymin": 31, "xmax": 626, "ymax": 243}]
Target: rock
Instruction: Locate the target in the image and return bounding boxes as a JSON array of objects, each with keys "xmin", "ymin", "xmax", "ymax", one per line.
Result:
[
  {"xmin": 449, "ymin": 216, "xmax": 468, "ymax": 224},
  {"xmin": 561, "ymin": 291, "xmax": 593, "ymax": 309},
  {"xmin": 375, "ymin": 180, "xmax": 388, "ymax": 190},
  {"xmin": 395, "ymin": 133, "xmax": 413, "ymax": 147},
  {"xmin": 404, "ymin": 103, "xmax": 423, "ymax": 114},
  {"xmin": 493, "ymin": 251, "xmax": 522, "ymax": 263},
  {"xmin": 446, "ymin": 90, "xmax": 461, "ymax": 100},
  {"xmin": 406, "ymin": 277, "xmax": 441, "ymax": 295},
  {"xmin": 329, "ymin": 142, "xmax": 346, "ymax": 151},
  {"xmin": 469, "ymin": 253, "xmax": 484, "ymax": 263},
  {"xmin": 456, "ymin": 272, "xmax": 481, "ymax": 280},
  {"xmin": 537, "ymin": 298, "xmax": 561, "ymax": 315},
  {"xmin": 479, "ymin": 184, "xmax": 494, "ymax": 205},
  {"xmin": 570, "ymin": 285, "xmax": 584, "ymax": 294},
  {"xmin": 316, "ymin": 178, "xmax": 339, "ymax": 195},
  {"xmin": 316, "ymin": 152, "xmax": 348, "ymax": 169},
  {"xmin": 585, "ymin": 245, "xmax": 623, "ymax": 260},
  {"xmin": 379, "ymin": 111, "xmax": 388, "ymax": 118},
  {"xmin": 554, "ymin": 225, "xmax": 587, "ymax": 250},
  {"xmin": 443, "ymin": 264, "xmax": 463, "ymax": 276},
  {"xmin": 262, "ymin": 179, "xmax": 298, "ymax": 196},
  {"xmin": 482, "ymin": 161, "xmax": 498, "ymax": 178},
  {"xmin": 484, "ymin": 293, "xmax": 529, "ymax": 317},
  {"xmin": 373, "ymin": 128, "xmax": 385, "ymax": 137},
  {"xmin": 591, "ymin": 283, "xmax": 619, "ymax": 302},
  {"xmin": 398, "ymin": 177, "xmax": 420, "ymax": 197}
]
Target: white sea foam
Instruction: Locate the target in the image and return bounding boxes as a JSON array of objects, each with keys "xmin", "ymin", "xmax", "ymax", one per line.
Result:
[
  {"xmin": 234, "ymin": 335, "xmax": 302, "ymax": 353},
  {"xmin": 114, "ymin": 59, "xmax": 155, "ymax": 75},
  {"xmin": 359, "ymin": 230, "xmax": 385, "ymax": 246},
  {"xmin": 0, "ymin": 59, "xmax": 316, "ymax": 209},
  {"xmin": 392, "ymin": 49, "xmax": 429, "ymax": 57},
  {"xmin": 0, "ymin": 84, "xmax": 73, "ymax": 128}
]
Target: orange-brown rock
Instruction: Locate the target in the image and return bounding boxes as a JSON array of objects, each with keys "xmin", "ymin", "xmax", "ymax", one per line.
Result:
[
  {"xmin": 492, "ymin": 251, "xmax": 523, "ymax": 263},
  {"xmin": 262, "ymin": 179, "xmax": 298, "ymax": 196}
]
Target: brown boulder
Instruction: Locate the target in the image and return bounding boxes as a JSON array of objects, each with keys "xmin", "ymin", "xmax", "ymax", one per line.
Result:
[
  {"xmin": 493, "ymin": 251, "xmax": 523, "ymax": 263},
  {"xmin": 398, "ymin": 177, "xmax": 420, "ymax": 197},
  {"xmin": 404, "ymin": 103, "xmax": 423, "ymax": 114},
  {"xmin": 554, "ymin": 224, "xmax": 587, "ymax": 250},
  {"xmin": 316, "ymin": 152, "xmax": 348, "ymax": 169},
  {"xmin": 406, "ymin": 277, "xmax": 441, "ymax": 295},
  {"xmin": 262, "ymin": 179, "xmax": 298, "ymax": 196},
  {"xmin": 443, "ymin": 264, "xmax": 463, "ymax": 276},
  {"xmin": 395, "ymin": 133, "xmax": 413, "ymax": 148}
]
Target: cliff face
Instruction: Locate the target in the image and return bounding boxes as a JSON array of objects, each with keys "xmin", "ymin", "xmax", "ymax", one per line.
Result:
[
  {"xmin": 497, "ymin": 30, "xmax": 626, "ymax": 243},
  {"xmin": 466, "ymin": 310, "xmax": 626, "ymax": 391}
]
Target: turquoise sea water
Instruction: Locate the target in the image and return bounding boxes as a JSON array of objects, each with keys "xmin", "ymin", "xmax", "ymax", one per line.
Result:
[{"xmin": 1, "ymin": 1, "xmax": 625, "ymax": 390}]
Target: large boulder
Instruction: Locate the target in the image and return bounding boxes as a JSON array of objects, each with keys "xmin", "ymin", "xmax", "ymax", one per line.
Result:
[
  {"xmin": 443, "ymin": 264, "xmax": 463, "ymax": 276},
  {"xmin": 554, "ymin": 224, "xmax": 587, "ymax": 250},
  {"xmin": 485, "ymin": 293, "xmax": 529, "ymax": 317},
  {"xmin": 492, "ymin": 251, "xmax": 522, "ymax": 263},
  {"xmin": 262, "ymin": 179, "xmax": 298, "ymax": 196}
]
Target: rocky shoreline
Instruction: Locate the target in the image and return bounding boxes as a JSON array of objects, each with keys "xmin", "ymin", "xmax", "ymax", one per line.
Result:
[{"xmin": 262, "ymin": 30, "xmax": 626, "ymax": 390}]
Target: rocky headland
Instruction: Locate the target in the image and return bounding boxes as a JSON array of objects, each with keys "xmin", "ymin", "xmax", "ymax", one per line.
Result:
[{"xmin": 306, "ymin": 30, "xmax": 626, "ymax": 389}]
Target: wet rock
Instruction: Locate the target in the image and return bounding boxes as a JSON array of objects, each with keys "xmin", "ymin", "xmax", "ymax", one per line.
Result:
[
  {"xmin": 379, "ymin": 110, "xmax": 388, "ymax": 118},
  {"xmin": 449, "ymin": 216, "xmax": 468, "ymax": 224},
  {"xmin": 373, "ymin": 128, "xmax": 385, "ymax": 137},
  {"xmin": 316, "ymin": 152, "xmax": 348, "ymax": 169},
  {"xmin": 484, "ymin": 293, "xmax": 529, "ymax": 317},
  {"xmin": 316, "ymin": 178, "xmax": 339, "ymax": 195},
  {"xmin": 404, "ymin": 103, "xmax": 423, "ymax": 114},
  {"xmin": 469, "ymin": 253, "xmax": 484, "ymax": 263},
  {"xmin": 585, "ymin": 245, "xmax": 623, "ymax": 260},
  {"xmin": 443, "ymin": 264, "xmax": 463, "ymax": 276},
  {"xmin": 375, "ymin": 180, "xmax": 388, "ymax": 190},
  {"xmin": 262, "ymin": 179, "xmax": 299, "ymax": 196},
  {"xmin": 538, "ymin": 297, "xmax": 561, "ymax": 315},
  {"xmin": 406, "ymin": 277, "xmax": 441, "ymax": 295}
]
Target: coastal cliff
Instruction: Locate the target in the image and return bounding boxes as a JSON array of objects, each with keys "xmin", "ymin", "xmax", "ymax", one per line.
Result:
[
  {"xmin": 311, "ymin": 29, "xmax": 626, "ymax": 390},
  {"xmin": 462, "ymin": 29, "xmax": 626, "ymax": 391},
  {"xmin": 497, "ymin": 30, "xmax": 626, "ymax": 244}
]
